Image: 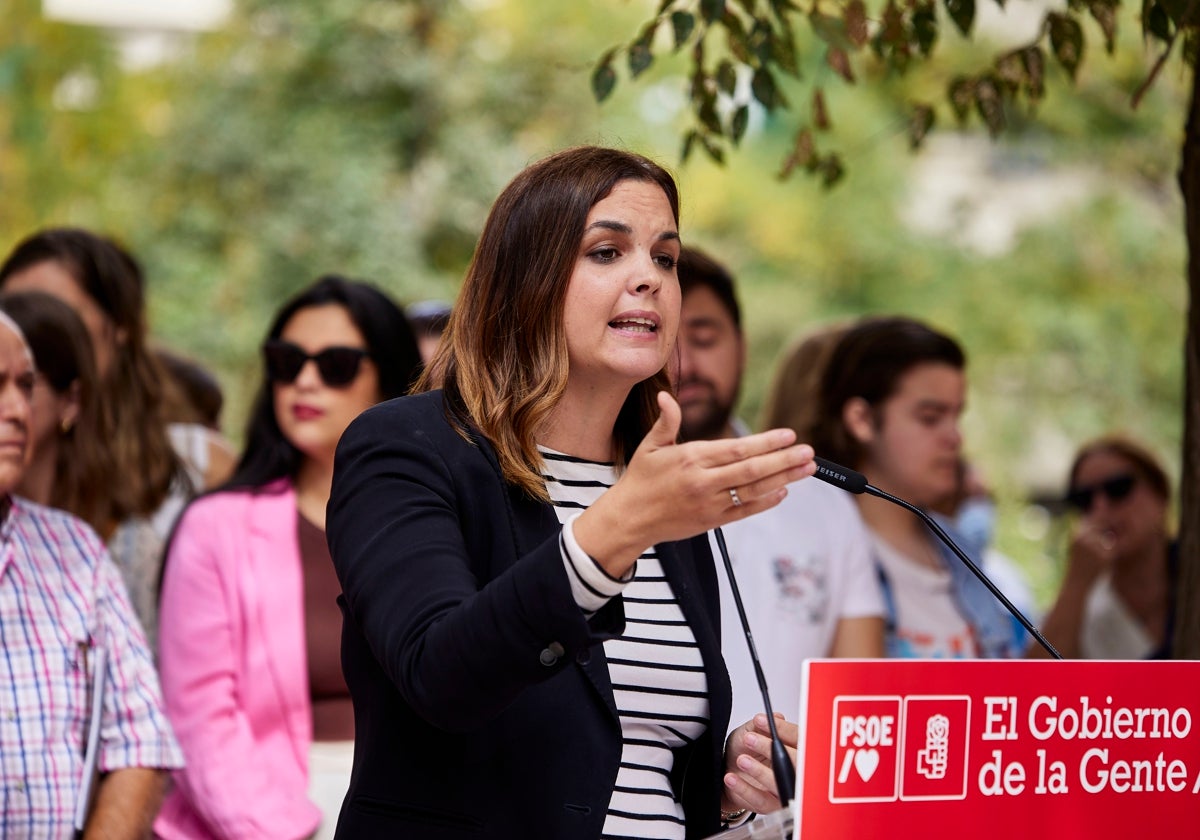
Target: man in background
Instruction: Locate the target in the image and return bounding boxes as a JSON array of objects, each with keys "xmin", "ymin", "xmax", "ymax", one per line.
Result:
[
  {"xmin": 0, "ymin": 311, "xmax": 182, "ymax": 838},
  {"xmin": 674, "ymin": 247, "xmax": 886, "ymax": 728}
]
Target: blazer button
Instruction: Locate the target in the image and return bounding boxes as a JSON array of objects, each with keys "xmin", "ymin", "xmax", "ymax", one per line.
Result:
[
  {"xmin": 539, "ymin": 641, "xmax": 565, "ymax": 667},
  {"xmin": 576, "ymin": 648, "xmax": 591, "ymax": 665}
]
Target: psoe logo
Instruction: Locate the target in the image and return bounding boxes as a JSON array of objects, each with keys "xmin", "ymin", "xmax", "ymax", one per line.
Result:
[
  {"xmin": 900, "ymin": 696, "xmax": 972, "ymax": 801},
  {"xmin": 829, "ymin": 696, "xmax": 902, "ymax": 802}
]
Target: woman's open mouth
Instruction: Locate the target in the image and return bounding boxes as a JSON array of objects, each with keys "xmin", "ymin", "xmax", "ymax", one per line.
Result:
[{"xmin": 609, "ymin": 316, "xmax": 658, "ymax": 333}]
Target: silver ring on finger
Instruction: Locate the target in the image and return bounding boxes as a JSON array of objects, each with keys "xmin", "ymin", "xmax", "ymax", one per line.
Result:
[{"xmin": 729, "ymin": 487, "xmax": 743, "ymax": 507}]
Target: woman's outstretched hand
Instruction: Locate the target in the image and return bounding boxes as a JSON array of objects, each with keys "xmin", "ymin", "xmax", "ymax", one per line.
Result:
[{"xmin": 573, "ymin": 391, "xmax": 816, "ymax": 578}]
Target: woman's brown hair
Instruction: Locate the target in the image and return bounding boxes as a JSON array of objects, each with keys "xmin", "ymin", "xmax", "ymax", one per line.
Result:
[
  {"xmin": 418, "ymin": 146, "xmax": 679, "ymax": 500},
  {"xmin": 0, "ymin": 228, "xmax": 184, "ymax": 522},
  {"xmin": 759, "ymin": 321, "xmax": 851, "ymax": 444},
  {"xmin": 0, "ymin": 291, "xmax": 118, "ymax": 534}
]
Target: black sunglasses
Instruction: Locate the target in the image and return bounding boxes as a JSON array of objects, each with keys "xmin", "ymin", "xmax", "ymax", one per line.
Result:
[
  {"xmin": 1066, "ymin": 474, "xmax": 1137, "ymax": 513},
  {"xmin": 263, "ymin": 340, "xmax": 370, "ymax": 388}
]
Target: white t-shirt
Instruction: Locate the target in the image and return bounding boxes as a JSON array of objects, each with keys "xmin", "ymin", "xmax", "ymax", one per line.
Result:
[
  {"xmin": 715, "ymin": 478, "xmax": 885, "ymax": 730},
  {"xmin": 870, "ymin": 533, "xmax": 981, "ymax": 659},
  {"xmin": 1081, "ymin": 574, "xmax": 1155, "ymax": 660}
]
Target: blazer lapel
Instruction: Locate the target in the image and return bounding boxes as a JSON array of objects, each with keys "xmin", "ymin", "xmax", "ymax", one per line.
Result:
[{"xmin": 473, "ymin": 429, "xmax": 622, "ymax": 724}]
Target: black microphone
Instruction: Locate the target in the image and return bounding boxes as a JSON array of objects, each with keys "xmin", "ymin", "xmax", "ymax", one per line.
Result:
[
  {"xmin": 811, "ymin": 456, "xmax": 1063, "ymax": 661},
  {"xmin": 712, "ymin": 526, "xmax": 796, "ymax": 809}
]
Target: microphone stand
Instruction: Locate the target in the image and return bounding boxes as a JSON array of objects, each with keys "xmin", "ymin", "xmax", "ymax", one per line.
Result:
[
  {"xmin": 713, "ymin": 527, "xmax": 796, "ymax": 809},
  {"xmin": 813, "ymin": 457, "xmax": 1063, "ymax": 660}
]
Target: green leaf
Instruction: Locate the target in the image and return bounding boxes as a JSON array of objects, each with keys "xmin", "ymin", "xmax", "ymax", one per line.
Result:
[
  {"xmin": 827, "ymin": 47, "xmax": 856, "ymax": 83},
  {"xmin": 1048, "ymin": 13, "xmax": 1084, "ymax": 80},
  {"xmin": 591, "ymin": 53, "xmax": 617, "ymax": 102},
  {"xmin": 1144, "ymin": 0, "xmax": 1173, "ymax": 41},
  {"xmin": 912, "ymin": 2, "xmax": 939, "ymax": 55},
  {"xmin": 700, "ymin": 132, "xmax": 726, "ymax": 164},
  {"xmin": 731, "ymin": 104, "xmax": 750, "ymax": 142},
  {"xmin": 671, "ymin": 11, "xmax": 696, "ymax": 48},
  {"xmin": 995, "ymin": 50, "xmax": 1024, "ymax": 93},
  {"xmin": 634, "ymin": 19, "xmax": 659, "ymax": 50},
  {"xmin": 948, "ymin": 76, "xmax": 975, "ymax": 122},
  {"xmin": 974, "ymin": 76, "xmax": 1006, "ymax": 136},
  {"xmin": 768, "ymin": 26, "xmax": 801, "ymax": 76},
  {"xmin": 873, "ymin": 0, "xmax": 912, "ymax": 70},
  {"xmin": 810, "ymin": 11, "xmax": 853, "ymax": 50},
  {"xmin": 701, "ymin": 0, "xmax": 727, "ymax": 23},
  {"xmin": 945, "ymin": 0, "xmax": 976, "ymax": 36},
  {"xmin": 1184, "ymin": 28, "xmax": 1200, "ymax": 66},
  {"xmin": 725, "ymin": 13, "xmax": 752, "ymax": 62},
  {"xmin": 628, "ymin": 43, "xmax": 655, "ymax": 78},
  {"xmin": 879, "ymin": 0, "xmax": 905, "ymax": 43},
  {"xmin": 1087, "ymin": 0, "xmax": 1118, "ymax": 52},
  {"xmin": 747, "ymin": 16, "xmax": 774, "ymax": 65},
  {"xmin": 717, "ymin": 60, "xmax": 738, "ymax": 95},
  {"xmin": 845, "ymin": 0, "xmax": 869, "ymax": 47},
  {"xmin": 908, "ymin": 103, "xmax": 935, "ymax": 149},
  {"xmin": 681, "ymin": 128, "xmax": 699, "ymax": 163},
  {"xmin": 812, "ymin": 88, "xmax": 830, "ymax": 129},
  {"xmin": 819, "ymin": 153, "xmax": 845, "ymax": 187},
  {"xmin": 750, "ymin": 66, "xmax": 785, "ymax": 109},
  {"xmin": 697, "ymin": 91, "xmax": 723, "ymax": 133},
  {"xmin": 778, "ymin": 127, "xmax": 815, "ymax": 179},
  {"xmin": 1021, "ymin": 46, "xmax": 1046, "ymax": 100},
  {"xmin": 1161, "ymin": 0, "xmax": 1198, "ymax": 26}
]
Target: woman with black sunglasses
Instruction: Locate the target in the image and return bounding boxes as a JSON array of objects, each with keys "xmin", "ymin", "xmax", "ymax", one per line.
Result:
[
  {"xmin": 155, "ymin": 275, "xmax": 422, "ymax": 840},
  {"xmin": 1033, "ymin": 435, "xmax": 1177, "ymax": 660}
]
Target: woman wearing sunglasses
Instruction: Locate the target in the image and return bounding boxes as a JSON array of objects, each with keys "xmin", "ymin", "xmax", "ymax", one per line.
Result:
[
  {"xmin": 1034, "ymin": 435, "xmax": 1177, "ymax": 660},
  {"xmin": 155, "ymin": 275, "xmax": 422, "ymax": 840}
]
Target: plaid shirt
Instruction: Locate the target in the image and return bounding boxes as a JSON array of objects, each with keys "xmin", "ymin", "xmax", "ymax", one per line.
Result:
[{"xmin": 0, "ymin": 496, "xmax": 183, "ymax": 839}]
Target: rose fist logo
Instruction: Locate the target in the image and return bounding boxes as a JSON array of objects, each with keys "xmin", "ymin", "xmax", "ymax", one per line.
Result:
[{"xmin": 901, "ymin": 697, "xmax": 971, "ymax": 800}]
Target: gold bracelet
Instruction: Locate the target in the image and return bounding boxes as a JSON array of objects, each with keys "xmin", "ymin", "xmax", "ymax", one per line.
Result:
[{"xmin": 721, "ymin": 807, "xmax": 748, "ymax": 822}]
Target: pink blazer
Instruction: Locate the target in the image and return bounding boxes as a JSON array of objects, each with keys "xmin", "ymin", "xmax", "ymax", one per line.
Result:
[{"xmin": 154, "ymin": 480, "xmax": 323, "ymax": 840}]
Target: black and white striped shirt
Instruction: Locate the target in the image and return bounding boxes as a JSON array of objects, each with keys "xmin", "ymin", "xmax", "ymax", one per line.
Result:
[{"xmin": 542, "ymin": 449, "xmax": 710, "ymax": 840}]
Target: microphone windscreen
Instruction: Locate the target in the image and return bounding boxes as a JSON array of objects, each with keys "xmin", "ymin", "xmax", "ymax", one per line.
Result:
[{"xmin": 812, "ymin": 457, "xmax": 869, "ymax": 494}]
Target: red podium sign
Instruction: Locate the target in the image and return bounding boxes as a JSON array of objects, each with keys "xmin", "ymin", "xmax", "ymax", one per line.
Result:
[{"xmin": 796, "ymin": 660, "xmax": 1200, "ymax": 838}]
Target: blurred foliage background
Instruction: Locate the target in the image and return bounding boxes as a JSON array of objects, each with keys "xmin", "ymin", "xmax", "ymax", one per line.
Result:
[{"xmin": 0, "ymin": 0, "xmax": 1188, "ymax": 604}]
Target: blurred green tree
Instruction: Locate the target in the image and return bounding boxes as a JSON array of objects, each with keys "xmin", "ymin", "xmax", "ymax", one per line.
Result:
[
  {"xmin": 596, "ymin": 0, "xmax": 1200, "ymax": 657},
  {"xmin": 0, "ymin": 0, "xmax": 137, "ymax": 231},
  {"xmin": 0, "ymin": 0, "xmax": 1187, "ymax": 631}
]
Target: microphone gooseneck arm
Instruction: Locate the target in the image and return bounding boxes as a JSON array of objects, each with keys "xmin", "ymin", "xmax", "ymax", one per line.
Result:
[
  {"xmin": 812, "ymin": 457, "xmax": 1063, "ymax": 661},
  {"xmin": 713, "ymin": 526, "xmax": 796, "ymax": 808}
]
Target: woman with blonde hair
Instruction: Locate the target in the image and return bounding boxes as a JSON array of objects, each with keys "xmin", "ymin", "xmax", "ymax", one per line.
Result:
[
  {"xmin": 1036, "ymin": 434, "xmax": 1176, "ymax": 659},
  {"xmin": 327, "ymin": 145, "xmax": 815, "ymax": 838}
]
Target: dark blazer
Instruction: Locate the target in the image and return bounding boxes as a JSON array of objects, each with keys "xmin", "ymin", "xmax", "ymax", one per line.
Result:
[{"xmin": 327, "ymin": 390, "xmax": 731, "ymax": 839}]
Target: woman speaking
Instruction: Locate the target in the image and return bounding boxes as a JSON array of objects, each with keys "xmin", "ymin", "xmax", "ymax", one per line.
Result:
[{"xmin": 327, "ymin": 146, "xmax": 814, "ymax": 839}]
